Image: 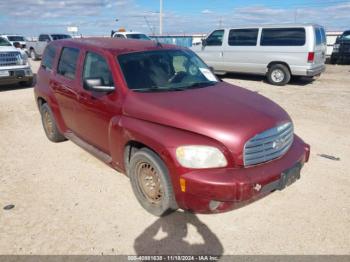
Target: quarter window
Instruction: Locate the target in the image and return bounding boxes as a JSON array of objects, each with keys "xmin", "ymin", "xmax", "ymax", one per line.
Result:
[
  {"xmin": 57, "ymin": 47, "xmax": 79, "ymax": 79},
  {"xmin": 42, "ymin": 45, "xmax": 56, "ymax": 70},
  {"xmin": 261, "ymin": 28, "xmax": 306, "ymax": 46},
  {"xmin": 205, "ymin": 30, "xmax": 224, "ymax": 46},
  {"xmin": 228, "ymin": 29, "xmax": 259, "ymax": 46},
  {"xmin": 83, "ymin": 52, "xmax": 114, "ymax": 87}
]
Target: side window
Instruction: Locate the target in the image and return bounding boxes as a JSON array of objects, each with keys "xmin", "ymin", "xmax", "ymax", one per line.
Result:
[
  {"xmin": 42, "ymin": 45, "xmax": 56, "ymax": 70},
  {"xmin": 116, "ymin": 34, "xmax": 126, "ymax": 39},
  {"xmin": 206, "ymin": 30, "xmax": 224, "ymax": 46},
  {"xmin": 228, "ymin": 29, "xmax": 259, "ymax": 46},
  {"xmin": 57, "ymin": 47, "xmax": 79, "ymax": 80},
  {"xmin": 83, "ymin": 52, "xmax": 114, "ymax": 87},
  {"xmin": 261, "ymin": 28, "xmax": 306, "ymax": 46}
]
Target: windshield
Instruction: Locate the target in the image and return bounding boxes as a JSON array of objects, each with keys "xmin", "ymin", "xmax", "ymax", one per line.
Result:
[
  {"xmin": 0, "ymin": 37, "xmax": 12, "ymax": 46},
  {"xmin": 51, "ymin": 34, "xmax": 72, "ymax": 40},
  {"xmin": 7, "ymin": 36, "xmax": 25, "ymax": 42},
  {"xmin": 126, "ymin": 34, "xmax": 151, "ymax": 40},
  {"xmin": 118, "ymin": 49, "xmax": 218, "ymax": 92},
  {"xmin": 342, "ymin": 32, "xmax": 350, "ymax": 41}
]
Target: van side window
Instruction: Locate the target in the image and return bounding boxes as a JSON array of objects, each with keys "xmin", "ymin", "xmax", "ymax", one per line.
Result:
[
  {"xmin": 57, "ymin": 47, "xmax": 79, "ymax": 80},
  {"xmin": 42, "ymin": 45, "xmax": 56, "ymax": 70},
  {"xmin": 228, "ymin": 29, "xmax": 259, "ymax": 46},
  {"xmin": 206, "ymin": 30, "xmax": 224, "ymax": 46},
  {"xmin": 83, "ymin": 52, "xmax": 114, "ymax": 87},
  {"xmin": 261, "ymin": 28, "xmax": 306, "ymax": 46}
]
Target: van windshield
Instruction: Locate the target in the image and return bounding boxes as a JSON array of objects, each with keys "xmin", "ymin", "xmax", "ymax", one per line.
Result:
[{"xmin": 117, "ymin": 49, "xmax": 218, "ymax": 92}]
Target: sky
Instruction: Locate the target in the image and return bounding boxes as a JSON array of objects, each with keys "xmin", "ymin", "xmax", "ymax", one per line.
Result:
[{"xmin": 0, "ymin": 0, "xmax": 349, "ymax": 37}]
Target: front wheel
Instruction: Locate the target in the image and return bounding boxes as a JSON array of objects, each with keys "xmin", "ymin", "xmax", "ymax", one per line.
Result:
[
  {"xmin": 267, "ymin": 64, "xmax": 291, "ymax": 86},
  {"xmin": 128, "ymin": 148, "xmax": 178, "ymax": 216}
]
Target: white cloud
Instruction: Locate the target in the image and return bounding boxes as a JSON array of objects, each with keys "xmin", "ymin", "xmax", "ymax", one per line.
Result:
[{"xmin": 201, "ymin": 9, "xmax": 213, "ymax": 14}]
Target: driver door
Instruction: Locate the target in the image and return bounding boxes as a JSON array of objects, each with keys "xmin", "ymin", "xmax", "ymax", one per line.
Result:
[{"xmin": 197, "ymin": 29, "xmax": 225, "ymax": 71}]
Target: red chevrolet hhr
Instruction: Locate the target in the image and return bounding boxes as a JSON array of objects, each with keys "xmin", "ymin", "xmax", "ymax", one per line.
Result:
[{"xmin": 34, "ymin": 38, "xmax": 310, "ymax": 216}]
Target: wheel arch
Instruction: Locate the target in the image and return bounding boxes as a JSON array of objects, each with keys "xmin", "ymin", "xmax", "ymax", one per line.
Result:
[{"xmin": 267, "ymin": 61, "xmax": 291, "ymax": 74}]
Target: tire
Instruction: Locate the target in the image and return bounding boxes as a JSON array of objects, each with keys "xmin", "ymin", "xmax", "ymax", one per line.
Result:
[
  {"xmin": 30, "ymin": 49, "xmax": 38, "ymax": 61},
  {"xmin": 19, "ymin": 78, "xmax": 33, "ymax": 87},
  {"xmin": 267, "ymin": 64, "xmax": 291, "ymax": 86},
  {"xmin": 40, "ymin": 103, "xmax": 66, "ymax": 143},
  {"xmin": 128, "ymin": 148, "xmax": 178, "ymax": 216}
]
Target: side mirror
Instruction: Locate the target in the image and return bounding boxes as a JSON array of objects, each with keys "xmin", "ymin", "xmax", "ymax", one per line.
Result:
[
  {"xmin": 83, "ymin": 78, "xmax": 115, "ymax": 92},
  {"xmin": 202, "ymin": 38, "xmax": 207, "ymax": 47}
]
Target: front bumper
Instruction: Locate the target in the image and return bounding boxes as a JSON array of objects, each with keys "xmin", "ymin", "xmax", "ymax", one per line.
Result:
[
  {"xmin": 306, "ymin": 65, "xmax": 325, "ymax": 77},
  {"xmin": 178, "ymin": 135, "xmax": 310, "ymax": 213},
  {"xmin": 0, "ymin": 67, "xmax": 33, "ymax": 85}
]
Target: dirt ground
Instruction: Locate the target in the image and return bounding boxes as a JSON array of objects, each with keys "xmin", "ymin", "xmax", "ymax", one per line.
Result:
[{"xmin": 0, "ymin": 60, "xmax": 349, "ymax": 255}]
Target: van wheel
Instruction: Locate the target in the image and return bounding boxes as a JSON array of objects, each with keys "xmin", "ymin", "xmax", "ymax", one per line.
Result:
[
  {"xmin": 267, "ymin": 64, "xmax": 291, "ymax": 86},
  {"xmin": 40, "ymin": 103, "xmax": 66, "ymax": 143},
  {"xmin": 128, "ymin": 148, "xmax": 178, "ymax": 216},
  {"xmin": 30, "ymin": 49, "xmax": 38, "ymax": 61}
]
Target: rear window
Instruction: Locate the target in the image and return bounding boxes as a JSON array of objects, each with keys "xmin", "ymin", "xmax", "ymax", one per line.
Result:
[
  {"xmin": 228, "ymin": 29, "xmax": 259, "ymax": 46},
  {"xmin": 315, "ymin": 28, "xmax": 326, "ymax": 45},
  {"xmin": 261, "ymin": 28, "xmax": 306, "ymax": 46},
  {"xmin": 42, "ymin": 45, "xmax": 57, "ymax": 70},
  {"xmin": 57, "ymin": 47, "xmax": 79, "ymax": 79}
]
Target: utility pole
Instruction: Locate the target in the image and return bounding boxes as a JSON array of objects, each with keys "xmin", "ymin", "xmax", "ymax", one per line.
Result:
[{"xmin": 159, "ymin": 0, "xmax": 163, "ymax": 35}]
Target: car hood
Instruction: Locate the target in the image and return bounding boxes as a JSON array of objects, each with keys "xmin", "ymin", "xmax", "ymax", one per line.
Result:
[
  {"xmin": 0, "ymin": 46, "xmax": 18, "ymax": 52},
  {"xmin": 123, "ymin": 82, "xmax": 291, "ymax": 155}
]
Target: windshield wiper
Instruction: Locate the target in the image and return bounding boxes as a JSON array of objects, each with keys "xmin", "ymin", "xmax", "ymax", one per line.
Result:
[
  {"xmin": 131, "ymin": 86, "xmax": 185, "ymax": 92},
  {"xmin": 185, "ymin": 81, "xmax": 217, "ymax": 89}
]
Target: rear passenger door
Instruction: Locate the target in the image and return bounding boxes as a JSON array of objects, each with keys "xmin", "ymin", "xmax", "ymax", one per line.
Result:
[
  {"xmin": 222, "ymin": 28, "xmax": 260, "ymax": 73},
  {"xmin": 198, "ymin": 30, "xmax": 225, "ymax": 71},
  {"xmin": 51, "ymin": 46, "xmax": 80, "ymax": 133}
]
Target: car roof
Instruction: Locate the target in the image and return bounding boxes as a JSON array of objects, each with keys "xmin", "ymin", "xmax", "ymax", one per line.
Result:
[{"xmin": 53, "ymin": 37, "xmax": 181, "ymax": 55}]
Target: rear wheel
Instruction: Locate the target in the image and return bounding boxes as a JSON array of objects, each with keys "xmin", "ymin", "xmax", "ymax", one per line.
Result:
[
  {"xmin": 40, "ymin": 103, "xmax": 66, "ymax": 142},
  {"xmin": 267, "ymin": 64, "xmax": 291, "ymax": 86},
  {"xmin": 128, "ymin": 148, "xmax": 178, "ymax": 216}
]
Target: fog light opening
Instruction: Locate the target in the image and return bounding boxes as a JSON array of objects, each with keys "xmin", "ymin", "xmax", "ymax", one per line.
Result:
[{"xmin": 209, "ymin": 200, "xmax": 222, "ymax": 211}]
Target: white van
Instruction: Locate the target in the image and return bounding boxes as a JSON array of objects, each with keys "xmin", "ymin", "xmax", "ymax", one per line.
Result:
[{"xmin": 191, "ymin": 24, "xmax": 326, "ymax": 85}]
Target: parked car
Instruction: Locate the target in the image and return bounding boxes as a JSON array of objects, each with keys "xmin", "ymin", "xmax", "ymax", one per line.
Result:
[
  {"xmin": 191, "ymin": 24, "xmax": 326, "ymax": 85},
  {"xmin": 112, "ymin": 31, "xmax": 151, "ymax": 40},
  {"xmin": 0, "ymin": 37, "xmax": 33, "ymax": 86},
  {"xmin": 0, "ymin": 34, "xmax": 27, "ymax": 49},
  {"xmin": 27, "ymin": 34, "xmax": 71, "ymax": 60},
  {"xmin": 330, "ymin": 30, "xmax": 350, "ymax": 64},
  {"xmin": 34, "ymin": 38, "xmax": 310, "ymax": 216}
]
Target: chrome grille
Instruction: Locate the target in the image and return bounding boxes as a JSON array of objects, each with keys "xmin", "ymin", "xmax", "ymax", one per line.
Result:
[
  {"xmin": 244, "ymin": 122, "xmax": 294, "ymax": 166},
  {"xmin": 0, "ymin": 52, "xmax": 21, "ymax": 66}
]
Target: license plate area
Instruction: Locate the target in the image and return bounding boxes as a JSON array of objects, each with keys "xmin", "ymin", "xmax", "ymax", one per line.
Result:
[
  {"xmin": 0, "ymin": 70, "xmax": 9, "ymax": 77},
  {"xmin": 279, "ymin": 162, "xmax": 302, "ymax": 190}
]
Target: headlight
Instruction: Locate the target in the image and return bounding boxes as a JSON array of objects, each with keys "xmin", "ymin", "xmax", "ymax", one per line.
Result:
[{"xmin": 176, "ymin": 146, "xmax": 227, "ymax": 168}]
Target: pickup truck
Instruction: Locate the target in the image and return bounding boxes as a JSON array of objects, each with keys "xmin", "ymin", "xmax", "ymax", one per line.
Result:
[
  {"xmin": 34, "ymin": 38, "xmax": 310, "ymax": 216},
  {"xmin": 330, "ymin": 30, "xmax": 350, "ymax": 64},
  {"xmin": 0, "ymin": 37, "xmax": 33, "ymax": 87},
  {"xmin": 27, "ymin": 34, "xmax": 71, "ymax": 60}
]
